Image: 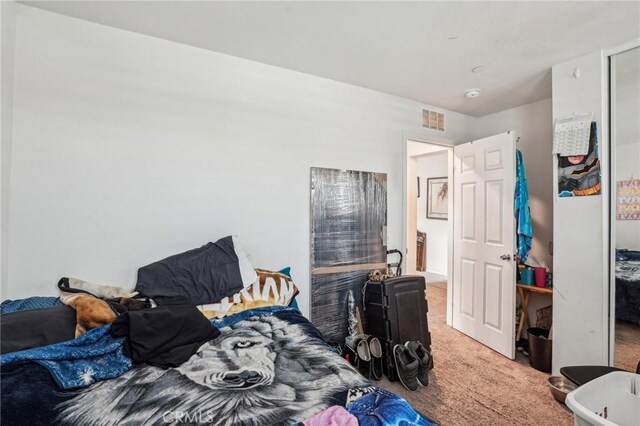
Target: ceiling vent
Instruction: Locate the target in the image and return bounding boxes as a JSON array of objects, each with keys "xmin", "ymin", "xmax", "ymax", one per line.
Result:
[{"xmin": 421, "ymin": 109, "xmax": 445, "ymax": 132}]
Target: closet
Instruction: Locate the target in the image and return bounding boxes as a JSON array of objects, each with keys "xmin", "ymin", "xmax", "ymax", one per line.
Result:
[{"xmin": 609, "ymin": 46, "xmax": 640, "ymax": 371}]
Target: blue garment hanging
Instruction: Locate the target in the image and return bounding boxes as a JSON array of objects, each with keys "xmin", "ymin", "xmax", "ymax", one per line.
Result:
[{"xmin": 515, "ymin": 150, "xmax": 533, "ymax": 262}]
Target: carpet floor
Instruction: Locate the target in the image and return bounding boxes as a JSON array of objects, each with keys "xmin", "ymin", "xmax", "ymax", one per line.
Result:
[
  {"xmin": 614, "ymin": 320, "xmax": 640, "ymax": 372},
  {"xmin": 377, "ymin": 282, "xmax": 574, "ymax": 426}
]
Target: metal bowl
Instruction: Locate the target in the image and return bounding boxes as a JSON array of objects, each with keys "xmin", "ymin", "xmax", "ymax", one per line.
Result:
[{"xmin": 548, "ymin": 376, "xmax": 577, "ymax": 403}]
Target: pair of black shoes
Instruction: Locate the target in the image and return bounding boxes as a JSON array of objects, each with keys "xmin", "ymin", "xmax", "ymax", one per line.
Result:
[
  {"xmin": 344, "ymin": 334, "xmax": 384, "ymax": 380},
  {"xmin": 393, "ymin": 341, "xmax": 432, "ymax": 391}
]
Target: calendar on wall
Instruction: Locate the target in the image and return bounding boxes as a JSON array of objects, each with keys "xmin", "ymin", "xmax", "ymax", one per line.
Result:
[{"xmin": 552, "ymin": 112, "xmax": 593, "ymax": 156}]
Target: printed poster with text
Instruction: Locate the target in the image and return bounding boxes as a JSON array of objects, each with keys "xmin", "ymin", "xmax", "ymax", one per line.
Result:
[{"xmin": 617, "ymin": 179, "xmax": 640, "ymax": 220}]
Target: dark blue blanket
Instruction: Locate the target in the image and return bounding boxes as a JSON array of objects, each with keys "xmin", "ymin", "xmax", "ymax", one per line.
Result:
[
  {"xmin": 0, "ymin": 296, "xmax": 62, "ymax": 314},
  {"xmin": 1, "ymin": 325, "xmax": 131, "ymax": 389}
]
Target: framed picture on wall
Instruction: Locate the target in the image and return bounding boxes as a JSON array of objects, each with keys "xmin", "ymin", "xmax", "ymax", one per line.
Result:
[{"xmin": 427, "ymin": 177, "xmax": 448, "ymax": 220}]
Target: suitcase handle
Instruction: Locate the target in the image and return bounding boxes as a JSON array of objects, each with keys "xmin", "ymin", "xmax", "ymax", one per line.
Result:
[
  {"xmin": 386, "ymin": 249, "xmax": 403, "ymax": 276},
  {"xmin": 361, "ymin": 280, "xmax": 387, "ymax": 312},
  {"xmin": 361, "ymin": 281, "xmax": 369, "ymax": 311}
]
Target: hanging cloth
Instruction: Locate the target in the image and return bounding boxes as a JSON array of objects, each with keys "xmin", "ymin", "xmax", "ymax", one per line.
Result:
[{"xmin": 515, "ymin": 150, "xmax": 533, "ymax": 262}]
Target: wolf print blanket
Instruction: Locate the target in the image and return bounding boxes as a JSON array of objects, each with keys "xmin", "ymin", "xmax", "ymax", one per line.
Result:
[{"xmin": 2, "ymin": 307, "xmax": 370, "ymax": 426}]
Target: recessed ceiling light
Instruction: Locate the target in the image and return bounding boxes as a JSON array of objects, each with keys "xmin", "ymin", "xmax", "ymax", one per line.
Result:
[
  {"xmin": 472, "ymin": 66, "xmax": 486, "ymax": 73},
  {"xmin": 465, "ymin": 89, "xmax": 481, "ymax": 99}
]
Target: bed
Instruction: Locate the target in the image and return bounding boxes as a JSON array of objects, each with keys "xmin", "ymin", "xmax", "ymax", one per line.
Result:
[
  {"xmin": 615, "ymin": 249, "xmax": 640, "ymax": 324},
  {"xmin": 1, "ymin": 305, "xmax": 435, "ymax": 426},
  {"xmin": 2, "ymin": 237, "xmax": 436, "ymax": 425}
]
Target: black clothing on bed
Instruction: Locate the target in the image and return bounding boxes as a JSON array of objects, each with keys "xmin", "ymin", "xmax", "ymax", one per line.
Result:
[
  {"xmin": 0, "ymin": 306, "xmax": 76, "ymax": 354},
  {"xmin": 135, "ymin": 236, "xmax": 244, "ymax": 305},
  {"xmin": 110, "ymin": 298, "xmax": 220, "ymax": 368}
]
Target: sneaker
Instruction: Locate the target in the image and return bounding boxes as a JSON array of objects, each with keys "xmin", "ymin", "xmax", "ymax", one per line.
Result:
[
  {"xmin": 367, "ymin": 336, "xmax": 384, "ymax": 380},
  {"xmin": 405, "ymin": 341, "xmax": 431, "ymax": 386},
  {"xmin": 393, "ymin": 344, "xmax": 419, "ymax": 391}
]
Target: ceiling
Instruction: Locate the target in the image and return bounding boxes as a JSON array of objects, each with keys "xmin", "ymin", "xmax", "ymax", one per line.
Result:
[{"xmin": 21, "ymin": 1, "xmax": 640, "ymax": 117}]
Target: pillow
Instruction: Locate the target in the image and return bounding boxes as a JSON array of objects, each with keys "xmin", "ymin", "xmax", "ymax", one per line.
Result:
[
  {"xmin": 277, "ymin": 267, "xmax": 300, "ymax": 309},
  {"xmin": 232, "ymin": 236, "xmax": 259, "ymax": 288},
  {"xmin": 617, "ymin": 249, "xmax": 640, "ymax": 262},
  {"xmin": 199, "ymin": 268, "xmax": 299, "ymax": 319},
  {"xmin": 58, "ymin": 277, "xmax": 133, "ymax": 299},
  {"xmin": 616, "ymin": 250, "xmax": 630, "ymax": 261},
  {"xmin": 279, "ymin": 267, "xmax": 291, "ymax": 277},
  {"xmin": 135, "ymin": 236, "xmax": 257, "ymax": 305}
]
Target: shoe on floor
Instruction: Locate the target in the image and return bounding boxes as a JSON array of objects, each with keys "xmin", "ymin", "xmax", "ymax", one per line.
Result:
[
  {"xmin": 405, "ymin": 341, "xmax": 431, "ymax": 386},
  {"xmin": 345, "ymin": 334, "xmax": 372, "ymax": 379},
  {"xmin": 393, "ymin": 344, "xmax": 419, "ymax": 391},
  {"xmin": 355, "ymin": 339, "xmax": 372, "ymax": 379},
  {"xmin": 367, "ymin": 336, "xmax": 384, "ymax": 380},
  {"xmin": 516, "ymin": 338, "xmax": 528, "ymax": 353}
]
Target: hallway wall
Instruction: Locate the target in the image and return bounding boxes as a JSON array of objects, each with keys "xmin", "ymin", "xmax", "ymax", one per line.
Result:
[{"xmin": 416, "ymin": 151, "xmax": 449, "ymax": 275}]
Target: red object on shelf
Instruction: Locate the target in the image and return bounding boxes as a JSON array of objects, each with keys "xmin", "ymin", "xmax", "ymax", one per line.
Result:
[{"xmin": 534, "ymin": 267, "xmax": 547, "ymax": 288}]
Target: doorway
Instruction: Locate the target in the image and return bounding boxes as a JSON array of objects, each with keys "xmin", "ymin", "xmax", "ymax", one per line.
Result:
[
  {"xmin": 404, "ymin": 133, "xmax": 520, "ymax": 359},
  {"xmin": 404, "ymin": 139, "xmax": 453, "ymax": 325}
]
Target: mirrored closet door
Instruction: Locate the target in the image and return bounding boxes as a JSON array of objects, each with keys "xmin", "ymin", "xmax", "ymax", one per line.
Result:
[{"xmin": 610, "ymin": 46, "xmax": 640, "ymax": 371}]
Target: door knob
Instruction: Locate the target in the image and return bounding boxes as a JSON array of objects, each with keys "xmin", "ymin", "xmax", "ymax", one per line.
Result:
[{"xmin": 500, "ymin": 254, "xmax": 511, "ymax": 261}]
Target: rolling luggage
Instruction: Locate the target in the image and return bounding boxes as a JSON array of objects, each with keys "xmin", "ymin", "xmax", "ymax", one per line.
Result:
[{"xmin": 362, "ymin": 275, "xmax": 432, "ymax": 381}]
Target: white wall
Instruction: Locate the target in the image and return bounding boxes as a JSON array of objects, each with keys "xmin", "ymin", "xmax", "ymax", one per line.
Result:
[
  {"xmin": 4, "ymin": 6, "xmax": 476, "ymax": 315},
  {"xmin": 474, "ymin": 98, "xmax": 554, "ymax": 270},
  {"xmin": 405, "ymin": 141, "xmax": 450, "ymax": 275},
  {"xmin": 551, "ymin": 50, "xmax": 608, "ymax": 373},
  {"xmin": 1, "ymin": 0, "xmax": 17, "ymax": 300},
  {"xmin": 416, "ymin": 151, "xmax": 448, "ymax": 275}
]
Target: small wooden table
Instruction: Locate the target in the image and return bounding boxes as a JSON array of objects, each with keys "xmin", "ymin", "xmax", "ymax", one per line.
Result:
[{"xmin": 516, "ymin": 284, "xmax": 553, "ymax": 341}]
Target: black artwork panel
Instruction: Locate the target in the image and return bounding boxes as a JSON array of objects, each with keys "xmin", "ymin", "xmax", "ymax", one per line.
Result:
[{"xmin": 310, "ymin": 167, "xmax": 387, "ymax": 343}]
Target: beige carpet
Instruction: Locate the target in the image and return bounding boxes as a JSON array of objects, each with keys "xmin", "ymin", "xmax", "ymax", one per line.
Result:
[
  {"xmin": 377, "ymin": 282, "xmax": 574, "ymax": 426},
  {"xmin": 615, "ymin": 320, "xmax": 640, "ymax": 372}
]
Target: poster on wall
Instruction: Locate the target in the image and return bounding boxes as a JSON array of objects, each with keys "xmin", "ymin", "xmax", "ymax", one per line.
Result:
[
  {"xmin": 557, "ymin": 121, "xmax": 601, "ymax": 197},
  {"xmin": 427, "ymin": 177, "xmax": 448, "ymax": 219},
  {"xmin": 617, "ymin": 179, "xmax": 640, "ymax": 220}
]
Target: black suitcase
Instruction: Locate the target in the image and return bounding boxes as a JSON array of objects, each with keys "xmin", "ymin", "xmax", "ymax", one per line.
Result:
[{"xmin": 362, "ymin": 275, "xmax": 432, "ymax": 381}]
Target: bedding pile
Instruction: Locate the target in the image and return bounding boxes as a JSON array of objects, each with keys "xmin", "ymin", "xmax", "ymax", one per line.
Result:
[
  {"xmin": 0, "ymin": 236, "xmax": 437, "ymax": 425},
  {"xmin": 615, "ymin": 249, "xmax": 640, "ymax": 324}
]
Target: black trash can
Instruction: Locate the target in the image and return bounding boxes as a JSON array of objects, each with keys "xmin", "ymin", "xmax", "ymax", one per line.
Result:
[{"xmin": 527, "ymin": 327, "xmax": 552, "ymax": 373}]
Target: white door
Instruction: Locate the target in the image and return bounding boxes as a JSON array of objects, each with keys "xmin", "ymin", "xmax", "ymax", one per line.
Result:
[{"xmin": 452, "ymin": 132, "xmax": 517, "ymax": 359}]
